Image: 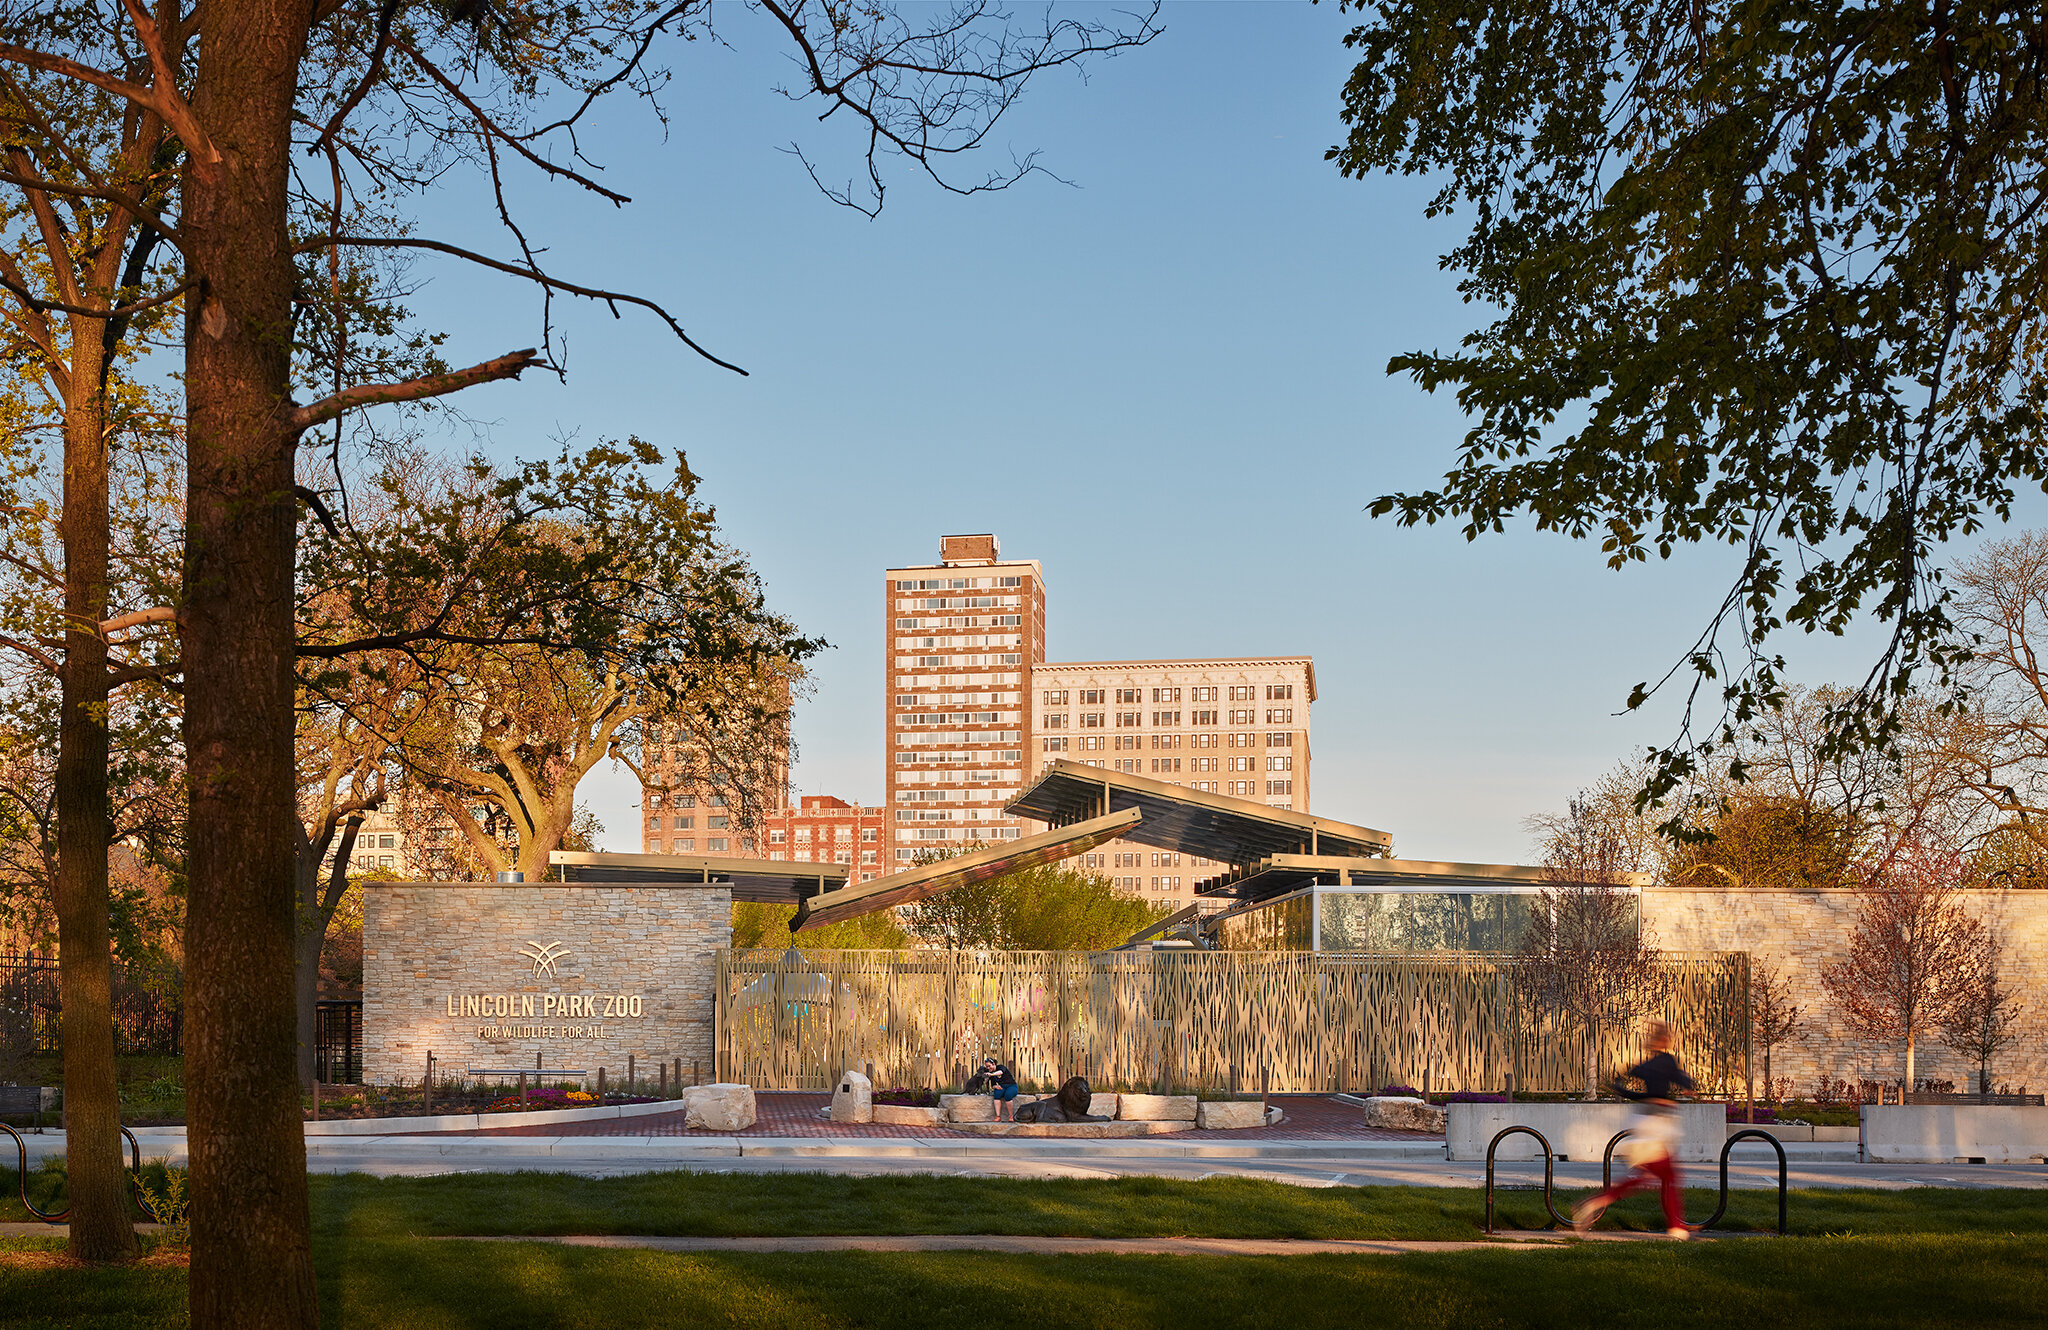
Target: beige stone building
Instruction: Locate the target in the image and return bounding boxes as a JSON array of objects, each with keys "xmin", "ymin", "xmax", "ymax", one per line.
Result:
[
  {"xmin": 1030, "ymin": 656, "xmax": 1313, "ymax": 913},
  {"xmin": 883, "ymin": 534, "xmax": 1047, "ymax": 865}
]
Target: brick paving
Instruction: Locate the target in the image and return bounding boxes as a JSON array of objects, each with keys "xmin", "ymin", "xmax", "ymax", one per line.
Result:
[{"xmin": 457, "ymin": 1093, "xmax": 1436, "ymax": 1141}]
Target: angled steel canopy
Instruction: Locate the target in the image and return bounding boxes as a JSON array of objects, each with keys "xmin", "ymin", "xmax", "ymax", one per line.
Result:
[
  {"xmin": 792, "ymin": 806, "xmax": 1143, "ymax": 932},
  {"xmin": 1196, "ymin": 853, "xmax": 1658, "ymax": 904},
  {"xmin": 1006, "ymin": 759, "xmax": 1393, "ymax": 865},
  {"xmin": 550, "ymin": 850, "xmax": 847, "ymax": 904}
]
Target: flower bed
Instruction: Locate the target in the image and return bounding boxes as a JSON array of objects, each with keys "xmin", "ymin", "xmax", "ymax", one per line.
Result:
[{"xmin": 872, "ymin": 1087, "xmax": 940, "ymax": 1108}]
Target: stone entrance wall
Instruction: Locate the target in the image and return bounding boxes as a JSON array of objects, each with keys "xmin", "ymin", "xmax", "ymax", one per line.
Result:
[
  {"xmin": 362, "ymin": 881, "xmax": 732, "ymax": 1086},
  {"xmin": 1643, "ymin": 885, "xmax": 2048, "ymax": 1093}
]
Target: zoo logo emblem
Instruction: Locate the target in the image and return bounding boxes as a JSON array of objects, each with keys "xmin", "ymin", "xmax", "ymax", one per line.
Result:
[{"xmin": 519, "ymin": 940, "xmax": 570, "ymax": 978}]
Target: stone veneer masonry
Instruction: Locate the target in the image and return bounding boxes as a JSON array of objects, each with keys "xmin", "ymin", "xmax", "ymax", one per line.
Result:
[
  {"xmin": 1643, "ymin": 885, "xmax": 2048, "ymax": 1093},
  {"xmin": 362, "ymin": 881, "xmax": 731, "ymax": 1086}
]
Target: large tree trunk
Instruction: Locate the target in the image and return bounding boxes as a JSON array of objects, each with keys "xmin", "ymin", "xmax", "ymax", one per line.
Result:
[
  {"xmin": 54, "ymin": 342, "xmax": 137, "ymax": 1262},
  {"xmin": 180, "ymin": 6, "xmax": 319, "ymax": 1326}
]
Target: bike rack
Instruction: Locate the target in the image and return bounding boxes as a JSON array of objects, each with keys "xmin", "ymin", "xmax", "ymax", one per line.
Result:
[
  {"xmin": 1482, "ymin": 1125, "xmax": 1574, "ymax": 1234},
  {"xmin": 4, "ymin": 1122, "xmax": 160, "ymax": 1225},
  {"xmin": 1598, "ymin": 1126, "xmax": 1787, "ymax": 1236}
]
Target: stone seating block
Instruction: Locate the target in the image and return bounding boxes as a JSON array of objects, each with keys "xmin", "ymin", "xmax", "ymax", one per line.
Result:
[
  {"xmin": 1116, "ymin": 1093, "xmax": 1197, "ymax": 1122},
  {"xmin": 830, "ymin": 1071, "xmax": 873, "ymax": 1124},
  {"xmin": 1196, "ymin": 1100, "xmax": 1266, "ymax": 1130},
  {"xmin": 681, "ymin": 1083, "xmax": 756, "ymax": 1131}
]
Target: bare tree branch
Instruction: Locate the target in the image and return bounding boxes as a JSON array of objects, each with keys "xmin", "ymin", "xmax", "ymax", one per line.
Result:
[{"xmin": 287, "ymin": 348, "xmax": 543, "ymax": 432}]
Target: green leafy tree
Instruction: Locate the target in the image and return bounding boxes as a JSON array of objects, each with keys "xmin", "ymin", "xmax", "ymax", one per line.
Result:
[
  {"xmin": 731, "ymin": 901, "xmax": 907, "ymax": 951},
  {"xmin": 903, "ymin": 846, "xmax": 1170, "ymax": 951},
  {"xmin": 1, "ymin": 5, "xmax": 1158, "ymax": 1317},
  {"xmin": 1331, "ymin": 0, "xmax": 2048, "ymax": 806}
]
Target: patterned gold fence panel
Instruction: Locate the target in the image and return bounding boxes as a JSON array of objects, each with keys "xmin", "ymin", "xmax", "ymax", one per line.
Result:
[{"xmin": 715, "ymin": 949, "xmax": 1751, "ymax": 1094}]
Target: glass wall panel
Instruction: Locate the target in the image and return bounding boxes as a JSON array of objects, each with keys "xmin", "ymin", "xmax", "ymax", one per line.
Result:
[
  {"xmin": 1209, "ymin": 892, "xmax": 1312, "ymax": 951},
  {"xmin": 1318, "ymin": 891, "xmax": 1541, "ymax": 953}
]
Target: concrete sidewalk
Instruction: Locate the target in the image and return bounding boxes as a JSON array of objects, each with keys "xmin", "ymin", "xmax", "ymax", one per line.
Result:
[{"xmin": 439, "ymin": 1232, "xmax": 1677, "ymax": 1256}]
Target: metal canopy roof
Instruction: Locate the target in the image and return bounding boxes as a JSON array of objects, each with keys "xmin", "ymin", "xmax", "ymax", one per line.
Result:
[
  {"xmin": 550, "ymin": 851, "xmax": 849, "ymax": 904},
  {"xmin": 793, "ymin": 807, "xmax": 1143, "ymax": 932},
  {"xmin": 1005, "ymin": 760, "xmax": 1392, "ymax": 865},
  {"xmin": 1196, "ymin": 854, "xmax": 1655, "ymax": 903}
]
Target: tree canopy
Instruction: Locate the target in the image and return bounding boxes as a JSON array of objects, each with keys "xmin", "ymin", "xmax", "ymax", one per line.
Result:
[{"xmin": 1332, "ymin": 0, "xmax": 2048, "ymax": 802}]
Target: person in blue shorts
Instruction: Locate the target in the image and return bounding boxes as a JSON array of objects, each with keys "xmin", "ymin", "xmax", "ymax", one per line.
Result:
[{"xmin": 967, "ymin": 1057, "xmax": 1020, "ymax": 1121}]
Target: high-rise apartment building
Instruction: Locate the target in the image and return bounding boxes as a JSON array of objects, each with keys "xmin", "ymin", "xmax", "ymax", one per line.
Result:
[
  {"xmin": 1029, "ymin": 657, "xmax": 1314, "ymax": 912},
  {"xmin": 883, "ymin": 534, "xmax": 1049, "ymax": 862}
]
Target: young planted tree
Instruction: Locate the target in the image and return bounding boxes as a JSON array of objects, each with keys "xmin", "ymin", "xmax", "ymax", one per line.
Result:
[
  {"xmin": 0, "ymin": 5, "xmax": 1157, "ymax": 1319},
  {"xmin": 1519, "ymin": 791, "xmax": 1665, "ymax": 1099},
  {"xmin": 1748, "ymin": 961, "xmax": 1804, "ymax": 1103},
  {"xmin": 1938, "ymin": 927, "xmax": 2024, "ymax": 1096},
  {"xmin": 1821, "ymin": 842, "xmax": 1985, "ymax": 1088}
]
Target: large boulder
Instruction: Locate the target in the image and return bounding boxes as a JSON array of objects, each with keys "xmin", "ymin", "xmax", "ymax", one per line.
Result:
[
  {"xmin": 1116, "ymin": 1094, "xmax": 1198, "ymax": 1122},
  {"xmin": 682, "ymin": 1083, "xmax": 757, "ymax": 1131},
  {"xmin": 830, "ymin": 1070, "xmax": 873, "ymax": 1124},
  {"xmin": 1362, "ymin": 1095, "xmax": 1447, "ymax": 1133},
  {"xmin": 940, "ymin": 1094, "xmax": 996, "ymax": 1123},
  {"xmin": 1196, "ymin": 1100, "xmax": 1266, "ymax": 1130}
]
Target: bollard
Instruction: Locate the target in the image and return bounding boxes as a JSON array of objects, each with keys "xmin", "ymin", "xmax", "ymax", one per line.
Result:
[
  {"xmin": 597, "ymin": 1066, "xmax": 607, "ymax": 1098},
  {"xmin": 628, "ymin": 1055, "xmax": 636, "ymax": 1092},
  {"xmin": 1506, "ymin": 1070, "xmax": 1516, "ymax": 1103},
  {"xmin": 311, "ymin": 1079, "xmax": 320, "ymax": 1123},
  {"xmin": 425, "ymin": 1052, "xmax": 435, "ymax": 1115},
  {"xmin": 519, "ymin": 1071, "xmax": 528, "ymax": 1111},
  {"xmin": 673, "ymin": 1057, "xmax": 681, "ymax": 1091},
  {"xmin": 659, "ymin": 1062, "xmax": 669, "ymax": 1099},
  {"xmin": 693, "ymin": 1059, "xmax": 700, "ymax": 1088}
]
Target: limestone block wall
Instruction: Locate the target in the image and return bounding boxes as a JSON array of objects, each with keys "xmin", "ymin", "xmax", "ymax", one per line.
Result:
[
  {"xmin": 1643, "ymin": 886, "xmax": 2048, "ymax": 1094},
  {"xmin": 362, "ymin": 881, "xmax": 731, "ymax": 1086}
]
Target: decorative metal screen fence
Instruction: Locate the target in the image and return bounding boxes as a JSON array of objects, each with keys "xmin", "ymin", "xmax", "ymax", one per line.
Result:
[
  {"xmin": 314, "ymin": 1000, "xmax": 363, "ymax": 1084},
  {"xmin": 1, "ymin": 953, "xmax": 59, "ymax": 1060},
  {"xmin": 716, "ymin": 949, "xmax": 1752, "ymax": 1095},
  {"xmin": 0, "ymin": 953, "xmax": 183, "ymax": 1059}
]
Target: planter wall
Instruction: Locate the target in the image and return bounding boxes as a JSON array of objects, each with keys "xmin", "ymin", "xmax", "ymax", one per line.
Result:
[
  {"xmin": 1861, "ymin": 1105, "xmax": 2048, "ymax": 1162},
  {"xmin": 1447, "ymin": 1102, "xmax": 1723, "ymax": 1162}
]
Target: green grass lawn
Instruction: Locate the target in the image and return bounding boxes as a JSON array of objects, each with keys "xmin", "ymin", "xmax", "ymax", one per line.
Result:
[
  {"xmin": 6, "ymin": 1234, "xmax": 2046, "ymax": 1329},
  {"xmin": 8, "ymin": 1172, "xmax": 2048, "ymax": 1329},
  {"xmin": 10, "ymin": 1166, "xmax": 2048, "ymax": 1238}
]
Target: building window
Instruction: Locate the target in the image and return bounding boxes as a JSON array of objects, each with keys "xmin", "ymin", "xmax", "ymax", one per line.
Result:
[
  {"xmin": 1229, "ymin": 781, "xmax": 1255, "ymax": 797},
  {"xmin": 1151, "ymin": 853, "xmax": 1181, "ymax": 867},
  {"xmin": 1191, "ymin": 686, "xmax": 1218, "ymax": 703},
  {"xmin": 1116, "ymin": 711, "xmax": 1142, "ymax": 728},
  {"xmin": 1150, "ymin": 734, "xmax": 1181, "ymax": 750},
  {"xmin": 1267, "ymin": 684, "xmax": 1294, "ymax": 701},
  {"xmin": 862, "ymin": 828, "xmax": 878, "ymax": 841},
  {"xmin": 647, "ymin": 793, "xmax": 664, "ymax": 810},
  {"xmin": 1268, "ymin": 755, "xmax": 1294, "ymax": 771},
  {"xmin": 769, "ymin": 830, "xmax": 786, "ymax": 844},
  {"xmin": 1229, "ymin": 709, "xmax": 1255, "ymax": 725},
  {"xmin": 796, "ymin": 829, "xmax": 811, "ymax": 843},
  {"xmin": 1266, "ymin": 780, "xmax": 1294, "ymax": 796},
  {"xmin": 1190, "ymin": 709, "xmax": 1218, "ymax": 726},
  {"xmin": 1266, "ymin": 708, "xmax": 1293, "ymax": 724},
  {"xmin": 1078, "ymin": 689, "xmax": 1105, "ymax": 705},
  {"xmin": 861, "ymin": 850, "xmax": 878, "ymax": 864},
  {"xmin": 1193, "ymin": 781, "xmax": 1218, "ymax": 793},
  {"xmin": 1266, "ymin": 732, "xmax": 1293, "ymax": 748},
  {"xmin": 710, "ymin": 795, "xmax": 727, "ymax": 807},
  {"xmin": 1042, "ymin": 713, "xmax": 1069, "ymax": 729},
  {"xmin": 1042, "ymin": 689, "xmax": 1069, "ymax": 705},
  {"xmin": 1116, "ymin": 687, "xmax": 1141, "ymax": 704},
  {"xmin": 1151, "ymin": 687, "xmax": 1181, "ymax": 703},
  {"xmin": 1077, "ymin": 735, "xmax": 1104, "ymax": 751},
  {"xmin": 647, "ymin": 816, "xmax": 662, "ymax": 831},
  {"xmin": 1151, "ymin": 756, "xmax": 1181, "ymax": 773},
  {"xmin": 1229, "ymin": 685, "xmax": 1255, "ymax": 701},
  {"xmin": 708, "ymin": 815, "xmax": 729, "ymax": 829},
  {"xmin": 997, "ymin": 576, "xmax": 1022, "ymax": 587},
  {"xmin": 708, "ymin": 837, "xmax": 729, "ymax": 852},
  {"xmin": 1151, "ymin": 710, "xmax": 1180, "ymax": 726},
  {"xmin": 1043, "ymin": 736, "xmax": 1068, "ymax": 751},
  {"xmin": 1080, "ymin": 712, "xmax": 1105, "ymax": 728},
  {"xmin": 1191, "ymin": 733, "xmax": 1218, "ymax": 749},
  {"xmin": 1191, "ymin": 756, "xmax": 1218, "ymax": 772},
  {"xmin": 676, "ymin": 795, "xmax": 695, "ymax": 808},
  {"xmin": 675, "ymin": 817, "xmax": 693, "ymax": 829},
  {"xmin": 677, "ymin": 838, "xmax": 695, "ymax": 851}
]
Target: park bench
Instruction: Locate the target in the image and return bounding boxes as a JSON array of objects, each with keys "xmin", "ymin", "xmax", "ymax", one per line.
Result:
[
  {"xmin": 0, "ymin": 1085, "xmax": 55, "ymax": 1131},
  {"xmin": 464, "ymin": 1067, "xmax": 589, "ymax": 1085}
]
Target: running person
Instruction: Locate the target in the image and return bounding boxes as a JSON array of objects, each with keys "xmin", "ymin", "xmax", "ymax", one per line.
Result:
[{"xmin": 1572, "ymin": 1019, "xmax": 1695, "ymax": 1239}]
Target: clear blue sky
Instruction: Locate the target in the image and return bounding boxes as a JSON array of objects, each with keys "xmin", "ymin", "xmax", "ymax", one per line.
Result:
[{"xmin": 393, "ymin": 1, "xmax": 2034, "ymax": 864}]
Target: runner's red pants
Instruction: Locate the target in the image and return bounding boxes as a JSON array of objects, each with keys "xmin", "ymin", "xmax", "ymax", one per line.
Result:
[{"xmin": 1589, "ymin": 1156, "xmax": 1686, "ymax": 1229}]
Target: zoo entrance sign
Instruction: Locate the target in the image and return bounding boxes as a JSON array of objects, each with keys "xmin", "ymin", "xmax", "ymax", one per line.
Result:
[{"xmin": 442, "ymin": 940, "xmax": 647, "ymax": 1040}]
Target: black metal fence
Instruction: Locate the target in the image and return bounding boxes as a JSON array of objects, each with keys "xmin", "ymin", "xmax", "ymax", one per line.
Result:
[
  {"xmin": 315, "ymin": 1000, "xmax": 362, "ymax": 1084},
  {"xmin": 0, "ymin": 952, "xmax": 182, "ymax": 1058}
]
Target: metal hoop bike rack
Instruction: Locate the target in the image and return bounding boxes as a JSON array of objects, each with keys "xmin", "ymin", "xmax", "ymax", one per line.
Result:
[
  {"xmin": 1599, "ymin": 1126, "xmax": 1788, "ymax": 1236},
  {"xmin": 3, "ymin": 1122, "xmax": 161, "ymax": 1224},
  {"xmin": 1482, "ymin": 1125, "xmax": 1574, "ymax": 1234}
]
